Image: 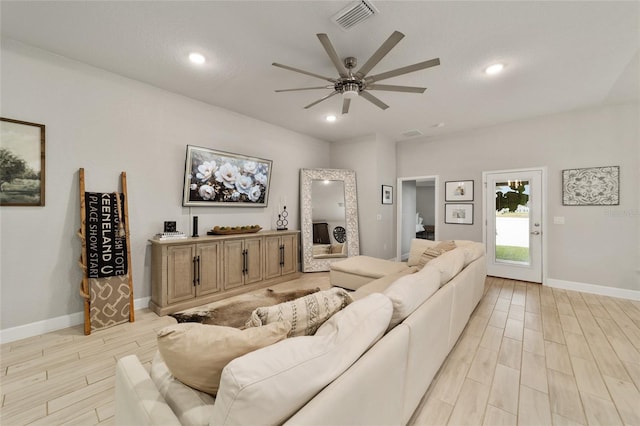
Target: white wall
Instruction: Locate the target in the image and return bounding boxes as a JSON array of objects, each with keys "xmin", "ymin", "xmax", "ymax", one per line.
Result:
[
  {"xmin": 401, "ymin": 180, "xmax": 417, "ymax": 258},
  {"xmin": 0, "ymin": 40, "xmax": 331, "ymax": 331},
  {"xmin": 331, "ymin": 134, "xmax": 396, "ymax": 259},
  {"xmin": 397, "ymin": 103, "xmax": 640, "ymax": 291}
]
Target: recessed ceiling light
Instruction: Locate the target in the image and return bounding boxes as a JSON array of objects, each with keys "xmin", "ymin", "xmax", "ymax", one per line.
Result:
[
  {"xmin": 325, "ymin": 115, "xmax": 337, "ymax": 122},
  {"xmin": 189, "ymin": 52, "xmax": 206, "ymax": 65},
  {"xmin": 485, "ymin": 63, "xmax": 505, "ymax": 75}
]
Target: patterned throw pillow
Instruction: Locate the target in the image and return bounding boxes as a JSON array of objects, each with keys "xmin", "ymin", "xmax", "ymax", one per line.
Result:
[
  {"xmin": 246, "ymin": 288, "xmax": 353, "ymax": 337},
  {"xmin": 417, "ymin": 240, "xmax": 456, "ymax": 269}
]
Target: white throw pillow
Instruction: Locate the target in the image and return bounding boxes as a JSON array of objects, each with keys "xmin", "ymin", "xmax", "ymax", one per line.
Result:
[
  {"xmin": 156, "ymin": 321, "xmax": 290, "ymax": 395},
  {"xmin": 211, "ymin": 293, "xmax": 393, "ymax": 426},
  {"xmin": 245, "ymin": 287, "xmax": 352, "ymax": 337},
  {"xmin": 384, "ymin": 265, "xmax": 441, "ymax": 329},
  {"xmin": 407, "ymin": 239, "xmax": 439, "ymax": 266}
]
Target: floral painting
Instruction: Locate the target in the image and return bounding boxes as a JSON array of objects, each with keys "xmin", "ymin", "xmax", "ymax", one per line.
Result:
[{"xmin": 182, "ymin": 145, "xmax": 272, "ymax": 207}]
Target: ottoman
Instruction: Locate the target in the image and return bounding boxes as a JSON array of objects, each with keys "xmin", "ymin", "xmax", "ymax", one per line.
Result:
[{"xmin": 330, "ymin": 256, "xmax": 410, "ymax": 290}]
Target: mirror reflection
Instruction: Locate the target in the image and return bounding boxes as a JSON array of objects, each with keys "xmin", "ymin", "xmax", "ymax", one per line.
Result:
[{"xmin": 311, "ymin": 180, "xmax": 347, "ymax": 259}]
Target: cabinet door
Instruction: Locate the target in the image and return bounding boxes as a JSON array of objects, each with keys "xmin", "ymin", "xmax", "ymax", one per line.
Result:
[
  {"xmin": 264, "ymin": 235, "xmax": 283, "ymax": 280},
  {"xmin": 196, "ymin": 242, "xmax": 222, "ymax": 296},
  {"xmin": 223, "ymin": 240, "xmax": 245, "ymax": 290},
  {"xmin": 167, "ymin": 245, "xmax": 196, "ymax": 304},
  {"xmin": 281, "ymin": 234, "xmax": 298, "ymax": 276},
  {"xmin": 244, "ymin": 237, "xmax": 263, "ymax": 285}
]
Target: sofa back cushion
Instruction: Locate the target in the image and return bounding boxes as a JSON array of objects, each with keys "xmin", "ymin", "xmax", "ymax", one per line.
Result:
[
  {"xmin": 383, "ymin": 265, "xmax": 441, "ymax": 329},
  {"xmin": 245, "ymin": 287, "xmax": 352, "ymax": 337},
  {"xmin": 407, "ymin": 239, "xmax": 439, "ymax": 266},
  {"xmin": 211, "ymin": 293, "xmax": 393, "ymax": 426},
  {"xmin": 157, "ymin": 321, "xmax": 291, "ymax": 395},
  {"xmin": 428, "ymin": 248, "xmax": 467, "ymax": 286}
]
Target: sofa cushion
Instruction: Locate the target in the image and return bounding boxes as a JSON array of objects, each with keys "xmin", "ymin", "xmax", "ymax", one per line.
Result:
[
  {"xmin": 428, "ymin": 248, "xmax": 467, "ymax": 286},
  {"xmin": 384, "ymin": 265, "xmax": 441, "ymax": 329},
  {"xmin": 150, "ymin": 352, "xmax": 215, "ymax": 426},
  {"xmin": 312, "ymin": 244, "xmax": 330, "ymax": 256},
  {"xmin": 352, "ymin": 266, "xmax": 419, "ymax": 300},
  {"xmin": 245, "ymin": 287, "xmax": 352, "ymax": 337},
  {"xmin": 211, "ymin": 293, "xmax": 393, "ymax": 426},
  {"xmin": 330, "ymin": 243, "xmax": 344, "ymax": 254},
  {"xmin": 156, "ymin": 321, "xmax": 290, "ymax": 395},
  {"xmin": 416, "ymin": 240, "xmax": 456, "ymax": 269}
]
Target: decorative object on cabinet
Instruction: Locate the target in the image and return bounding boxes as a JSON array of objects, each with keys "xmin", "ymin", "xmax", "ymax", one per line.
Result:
[
  {"xmin": 149, "ymin": 230, "xmax": 300, "ymax": 316},
  {"xmin": 381, "ymin": 185, "xmax": 393, "ymax": 204},
  {"xmin": 444, "ymin": 203, "xmax": 473, "ymax": 225},
  {"xmin": 300, "ymin": 168, "xmax": 359, "ymax": 272},
  {"xmin": 0, "ymin": 117, "xmax": 45, "ymax": 206},
  {"xmin": 276, "ymin": 205, "xmax": 289, "ymax": 230},
  {"xmin": 164, "ymin": 221, "xmax": 177, "ymax": 232},
  {"xmin": 207, "ymin": 225, "xmax": 262, "ymax": 235},
  {"xmin": 182, "ymin": 145, "xmax": 272, "ymax": 207},
  {"xmin": 562, "ymin": 166, "xmax": 619, "ymax": 206},
  {"xmin": 445, "ymin": 180, "xmax": 474, "ymax": 202},
  {"xmin": 333, "ymin": 226, "xmax": 346, "ymax": 243},
  {"xmin": 78, "ymin": 168, "xmax": 134, "ymax": 335}
]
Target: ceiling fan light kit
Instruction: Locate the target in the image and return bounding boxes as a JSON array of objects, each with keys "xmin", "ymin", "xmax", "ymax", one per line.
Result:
[{"xmin": 273, "ymin": 30, "xmax": 440, "ymax": 114}]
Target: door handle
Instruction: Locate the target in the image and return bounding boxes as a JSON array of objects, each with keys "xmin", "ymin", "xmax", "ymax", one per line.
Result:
[{"xmin": 530, "ymin": 231, "xmax": 541, "ymax": 235}]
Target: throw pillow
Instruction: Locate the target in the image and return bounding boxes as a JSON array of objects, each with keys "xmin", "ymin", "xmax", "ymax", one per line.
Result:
[
  {"xmin": 416, "ymin": 240, "xmax": 456, "ymax": 269},
  {"xmin": 156, "ymin": 321, "xmax": 290, "ymax": 395},
  {"xmin": 383, "ymin": 265, "xmax": 441, "ymax": 329},
  {"xmin": 211, "ymin": 293, "xmax": 393, "ymax": 426},
  {"xmin": 330, "ymin": 243, "xmax": 343, "ymax": 254},
  {"xmin": 245, "ymin": 287, "xmax": 352, "ymax": 337},
  {"xmin": 312, "ymin": 245, "xmax": 330, "ymax": 256}
]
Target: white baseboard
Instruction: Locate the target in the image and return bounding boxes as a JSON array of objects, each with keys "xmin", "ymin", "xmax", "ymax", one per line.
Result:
[
  {"xmin": 545, "ymin": 279, "xmax": 640, "ymax": 301},
  {"xmin": 0, "ymin": 297, "xmax": 151, "ymax": 345}
]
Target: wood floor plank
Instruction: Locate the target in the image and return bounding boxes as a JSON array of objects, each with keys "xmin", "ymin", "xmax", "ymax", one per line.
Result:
[
  {"xmin": 480, "ymin": 325, "xmax": 504, "ymax": 352},
  {"xmin": 483, "ymin": 404, "xmax": 517, "ymax": 426},
  {"xmin": 580, "ymin": 392, "xmax": 624, "ymax": 426},
  {"xmin": 564, "ymin": 332, "xmax": 594, "ymax": 361},
  {"xmin": 468, "ymin": 347, "xmax": 499, "ymax": 385},
  {"xmin": 603, "ymin": 375, "xmax": 640, "ymax": 426},
  {"xmin": 497, "ymin": 337, "xmax": 522, "ymax": 371},
  {"xmin": 411, "ymin": 396, "xmax": 453, "ymax": 426},
  {"xmin": 595, "ymin": 316, "xmax": 640, "ymax": 364},
  {"xmin": 520, "ymin": 351, "xmax": 548, "ymax": 394},
  {"xmin": 429, "ymin": 358, "xmax": 471, "ymax": 406},
  {"xmin": 547, "ymin": 369, "xmax": 586, "ymax": 424},
  {"xmin": 523, "ymin": 328, "xmax": 545, "ymax": 356},
  {"xmin": 524, "ymin": 311, "xmax": 543, "ymax": 331},
  {"xmin": 504, "ymin": 318, "xmax": 524, "ymax": 341},
  {"xmin": 570, "ymin": 356, "xmax": 610, "ymax": 400},
  {"xmin": 488, "ymin": 364, "xmax": 520, "ymax": 415},
  {"xmin": 447, "ymin": 378, "xmax": 491, "ymax": 426},
  {"xmin": 518, "ymin": 385, "xmax": 552, "ymax": 426},
  {"xmin": 545, "ymin": 341, "xmax": 573, "ymax": 375}
]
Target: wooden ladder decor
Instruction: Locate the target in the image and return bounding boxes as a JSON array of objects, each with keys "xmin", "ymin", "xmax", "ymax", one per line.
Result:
[{"xmin": 78, "ymin": 168, "xmax": 134, "ymax": 335}]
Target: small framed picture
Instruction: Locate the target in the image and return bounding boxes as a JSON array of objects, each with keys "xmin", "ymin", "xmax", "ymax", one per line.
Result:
[
  {"xmin": 445, "ymin": 203, "xmax": 473, "ymax": 225},
  {"xmin": 445, "ymin": 180, "xmax": 474, "ymax": 202},
  {"xmin": 381, "ymin": 185, "xmax": 393, "ymax": 205}
]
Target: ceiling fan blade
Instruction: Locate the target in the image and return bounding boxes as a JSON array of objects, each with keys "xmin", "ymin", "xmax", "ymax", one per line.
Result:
[
  {"xmin": 272, "ymin": 63, "xmax": 336, "ymax": 83},
  {"xmin": 342, "ymin": 98, "xmax": 351, "ymax": 114},
  {"xmin": 275, "ymin": 86, "xmax": 332, "ymax": 93},
  {"xmin": 355, "ymin": 30, "xmax": 404, "ymax": 79},
  {"xmin": 366, "ymin": 58, "xmax": 441, "ymax": 83},
  {"xmin": 360, "ymin": 91, "xmax": 389, "ymax": 110},
  {"xmin": 366, "ymin": 84, "xmax": 426, "ymax": 93},
  {"xmin": 317, "ymin": 34, "xmax": 348, "ymax": 78},
  {"xmin": 304, "ymin": 91, "xmax": 339, "ymax": 109}
]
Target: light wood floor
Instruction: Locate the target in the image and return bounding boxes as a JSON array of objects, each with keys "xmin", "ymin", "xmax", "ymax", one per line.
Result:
[{"xmin": 1, "ymin": 274, "xmax": 639, "ymax": 425}]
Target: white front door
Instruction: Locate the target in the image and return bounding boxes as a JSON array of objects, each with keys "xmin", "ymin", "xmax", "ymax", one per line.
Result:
[{"xmin": 484, "ymin": 169, "xmax": 544, "ymax": 283}]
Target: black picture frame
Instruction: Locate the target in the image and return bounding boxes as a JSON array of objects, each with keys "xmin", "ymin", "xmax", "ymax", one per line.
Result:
[
  {"xmin": 445, "ymin": 180, "xmax": 474, "ymax": 202},
  {"xmin": 382, "ymin": 185, "xmax": 393, "ymax": 205},
  {"xmin": 445, "ymin": 203, "xmax": 474, "ymax": 225}
]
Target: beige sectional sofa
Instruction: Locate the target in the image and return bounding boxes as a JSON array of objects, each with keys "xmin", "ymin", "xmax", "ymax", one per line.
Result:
[{"xmin": 114, "ymin": 239, "xmax": 486, "ymax": 425}]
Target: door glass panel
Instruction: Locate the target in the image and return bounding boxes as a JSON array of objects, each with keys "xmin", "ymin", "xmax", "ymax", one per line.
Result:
[{"xmin": 494, "ymin": 179, "xmax": 530, "ymax": 265}]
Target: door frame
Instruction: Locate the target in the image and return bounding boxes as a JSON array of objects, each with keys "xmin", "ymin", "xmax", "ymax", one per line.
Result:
[
  {"xmin": 396, "ymin": 175, "xmax": 440, "ymax": 261},
  {"xmin": 482, "ymin": 167, "xmax": 548, "ymax": 284}
]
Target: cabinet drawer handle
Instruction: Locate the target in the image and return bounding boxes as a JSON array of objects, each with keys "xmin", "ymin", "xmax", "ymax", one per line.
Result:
[
  {"xmin": 196, "ymin": 255, "xmax": 201, "ymax": 285},
  {"xmin": 192, "ymin": 256, "xmax": 197, "ymax": 286},
  {"xmin": 242, "ymin": 249, "xmax": 248, "ymax": 275},
  {"xmin": 280, "ymin": 245, "xmax": 284, "ymax": 266}
]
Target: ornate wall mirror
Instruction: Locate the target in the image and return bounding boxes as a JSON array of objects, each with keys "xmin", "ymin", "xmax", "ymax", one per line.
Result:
[{"xmin": 300, "ymin": 168, "xmax": 360, "ymax": 272}]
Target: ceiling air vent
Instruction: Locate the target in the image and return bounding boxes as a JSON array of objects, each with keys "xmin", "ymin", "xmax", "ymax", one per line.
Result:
[
  {"xmin": 331, "ymin": 0, "xmax": 379, "ymax": 31},
  {"xmin": 401, "ymin": 129, "xmax": 423, "ymax": 138}
]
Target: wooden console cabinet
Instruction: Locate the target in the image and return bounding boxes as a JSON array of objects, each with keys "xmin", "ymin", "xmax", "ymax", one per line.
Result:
[{"xmin": 149, "ymin": 230, "xmax": 300, "ymax": 315}]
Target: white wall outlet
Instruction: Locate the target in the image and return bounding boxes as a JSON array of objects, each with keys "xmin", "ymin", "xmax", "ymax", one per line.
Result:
[{"xmin": 553, "ymin": 216, "xmax": 565, "ymax": 225}]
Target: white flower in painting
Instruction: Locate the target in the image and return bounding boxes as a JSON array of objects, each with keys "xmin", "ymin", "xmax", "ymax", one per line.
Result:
[
  {"xmin": 254, "ymin": 172, "xmax": 267, "ymax": 186},
  {"xmin": 243, "ymin": 161, "xmax": 259, "ymax": 175},
  {"xmin": 231, "ymin": 191, "xmax": 241, "ymax": 201},
  {"xmin": 196, "ymin": 161, "xmax": 217, "ymax": 182},
  {"xmin": 215, "ymin": 162, "xmax": 239, "ymax": 189},
  {"xmin": 190, "ymin": 183, "xmax": 197, "ymax": 190},
  {"xmin": 235, "ymin": 175, "xmax": 254, "ymax": 194},
  {"xmin": 198, "ymin": 184, "xmax": 215, "ymax": 200},
  {"xmin": 248, "ymin": 185, "xmax": 262, "ymax": 202}
]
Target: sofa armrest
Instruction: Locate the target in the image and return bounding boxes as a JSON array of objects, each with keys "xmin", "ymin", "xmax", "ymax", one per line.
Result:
[{"xmin": 115, "ymin": 355, "xmax": 181, "ymax": 426}]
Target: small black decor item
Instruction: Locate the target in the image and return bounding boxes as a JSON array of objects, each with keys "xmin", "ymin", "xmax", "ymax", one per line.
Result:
[
  {"xmin": 192, "ymin": 216, "xmax": 199, "ymax": 237},
  {"xmin": 164, "ymin": 221, "xmax": 177, "ymax": 233},
  {"xmin": 276, "ymin": 206, "xmax": 289, "ymax": 231}
]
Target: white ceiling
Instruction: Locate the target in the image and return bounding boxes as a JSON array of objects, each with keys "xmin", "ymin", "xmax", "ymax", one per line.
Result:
[{"xmin": 1, "ymin": 1, "xmax": 638, "ymax": 143}]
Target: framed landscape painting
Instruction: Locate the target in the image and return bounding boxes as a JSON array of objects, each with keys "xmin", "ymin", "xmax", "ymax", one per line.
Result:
[
  {"xmin": 445, "ymin": 203, "xmax": 473, "ymax": 225},
  {"xmin": 182, "ymin": 145, "xmax": 272, "ymax": 207},
  {"xmin": 0, "ymin": 117, "xmax": 45, "ymax": 206}
]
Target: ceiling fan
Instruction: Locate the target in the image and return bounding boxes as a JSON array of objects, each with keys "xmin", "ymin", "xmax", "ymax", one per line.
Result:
[{"xmin": 273, "ymin": 31, "xmax": 440, "ymax": 114}]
